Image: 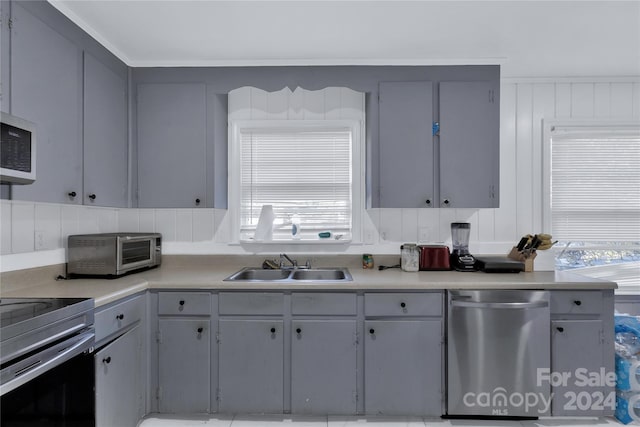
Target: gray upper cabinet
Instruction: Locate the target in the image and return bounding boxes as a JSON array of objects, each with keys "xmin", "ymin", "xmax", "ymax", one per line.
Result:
[
  {"xmin": 379, "ymin": 81, "xmax": 434, "ymax": 208},
  {"xmin": 378, "ymin": 79, "xmax": 499, "ymax": 208},
  {"xmin": 10, "ymin": 2, "xmax": 83, "ymax": 204},
  {"xmin": 83, "ymin": 53, "xmax": 128, "ymax": 207},
  {"xmin": 137, "ymin": 83, "xmax": 207, "ymax": 208},
  {"xmin": 439, "ymin": 81, "xmax": 499, "ymax": 208}
]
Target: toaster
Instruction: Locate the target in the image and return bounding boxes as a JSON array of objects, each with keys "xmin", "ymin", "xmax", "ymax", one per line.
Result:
[{"xmin": 418, "ymin": 245, "xmax": 451, "ymax": 270}]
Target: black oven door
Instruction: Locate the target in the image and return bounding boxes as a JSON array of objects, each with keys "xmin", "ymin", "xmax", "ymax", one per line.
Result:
[{"xmin": 1, "ymin": 331, "xmax": 95, "ymax": 426}]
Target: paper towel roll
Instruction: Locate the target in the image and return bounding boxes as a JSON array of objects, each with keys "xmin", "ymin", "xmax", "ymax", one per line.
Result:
[{"xmin": 254, "ymin": 205, "xmax": 274, "ymax": 241}]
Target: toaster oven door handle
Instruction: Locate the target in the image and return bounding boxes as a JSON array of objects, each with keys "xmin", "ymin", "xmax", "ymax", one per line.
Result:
[{"xmin": 0, "ymin": 330, "xmax": 95, "ymax": 396}]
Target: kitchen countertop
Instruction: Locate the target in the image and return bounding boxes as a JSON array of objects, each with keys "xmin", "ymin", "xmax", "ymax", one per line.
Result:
[{"xmin": 0, "ymin": 255, "xmax": 617, "ymax": 308}]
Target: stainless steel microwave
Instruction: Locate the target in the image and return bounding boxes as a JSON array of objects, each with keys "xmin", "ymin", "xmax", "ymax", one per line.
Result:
[
  {"xmin": 1, "ymin": 112, "xmax": 36, "ymax": 184},
  {"xmin": 67, "ymin": 233, "xmax": 161, "ymax": 278}
]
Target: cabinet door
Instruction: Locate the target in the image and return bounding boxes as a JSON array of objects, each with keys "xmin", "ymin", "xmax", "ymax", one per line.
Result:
[
  {"xmin": 218, "ymin": 319, "xmax": 284, "ymax": 413},
  {"xmin": 158, "ymin": 319, "xmax": 210, "ymax": 413},
  {"xmin": 137, "ymin": 83, "xmax": 207, "ymax": 208},
  {"xmin": 365, "ymin": 319, "xmax": 442, "ymax": 416},
  {"xmin": 291, "ymin": 320, "xmax": 357, "ymax": 414},
  {"xmin": 439, "ymin": 81, "xmax": 499, "ymax": 208},
  {"xmin": 379, "ymin": 81, "xmax": 434, "ymax": 208},
  {"xmin": 95, "ymin": 325, "xmax": 144, "ymax": 427},
  {"xmin": 10, "ymin": 3, "xmax": 83, "ymax": 203},
  {"xmin": 551, "ymin": 319, "xmax": 612, "ymax": 416},
  {"xmin": 83, "ymin": 53, "xmax": 128, "ymax": 207}
]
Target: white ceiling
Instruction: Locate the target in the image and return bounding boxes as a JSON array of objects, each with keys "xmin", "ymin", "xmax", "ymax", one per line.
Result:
[{"xmin": 49, "ymin": 0, "xmax": 640, "ymax": 78}]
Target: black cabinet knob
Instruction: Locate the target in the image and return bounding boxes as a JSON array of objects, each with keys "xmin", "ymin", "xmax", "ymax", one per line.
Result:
[
  {"xmin": 195, "ymin": 198, "xmax": 201, "ymax": 206},
  {"xmin": 425, "ymin": 199, "xmax": 431, "ymax": 205},
  {"xmin": 369, "ymin": 328, "xmax": 375, "ymax": 335},
  {"xmin": 103, "ymin": 356, "xmax": 111, "ymax": 364},
  {"xmin": 556, "ymin": 327, "xmax": 564, "ymax": 333},
  {"xmin": 116, "ymin": 314, "xmax": 124, "ymax": 320},
  {"xmin": 400, "ymin": 302, "xmax": 406, "ymax": 308},
  {"xmin": 88, "ymin": 194, "xmax": 96, "ymax": 200},
  {"xmin": 270, "ymin": 327, "xmax": 276, "ymax": 333},
  {"xmin": 197, "ymin": 327, "xmax": 203, "ymax": 334},
  {"xmin": 296, "ymin": 328, "xmax": 302, "ymax": 334},
  {"xmin": 443, "ymin": 199, "xmax": 450, "ymax": 206},
  {"xmin": 179, "ymin": 300, "xmax": 185, "ymax": 306},
  {"xmin": 68, "ymin": 191, "xmax": 77, "ymax": 198},
  {"xmin": 574, "ymin": 300, "xmax": 582, "ymax": 306}
]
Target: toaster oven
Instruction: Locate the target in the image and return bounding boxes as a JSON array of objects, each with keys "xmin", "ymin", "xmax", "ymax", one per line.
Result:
[{"xmin": 67, "ymin": 233, "xmax": 161, "ymax": 278}]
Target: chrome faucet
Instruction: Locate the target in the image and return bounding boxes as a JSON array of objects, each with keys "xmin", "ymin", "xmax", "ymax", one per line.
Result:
[
  {"xmin": 279, "ymin": 254, "xmax": 312, "ymax": 269},
  {"xmin": 279, "ymin": 253, "xmax": 297, "ymax": 269}
]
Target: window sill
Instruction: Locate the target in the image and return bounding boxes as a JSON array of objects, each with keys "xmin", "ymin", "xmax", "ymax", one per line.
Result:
[{"xmin": 238, "ymin": 238, "xmax": 352, "ymax": 245}]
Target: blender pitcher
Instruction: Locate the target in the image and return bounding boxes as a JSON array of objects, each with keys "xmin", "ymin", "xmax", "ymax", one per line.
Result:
[{"xmin": 450, "ymin": 222, "xmax": 477, "ymax": 271}]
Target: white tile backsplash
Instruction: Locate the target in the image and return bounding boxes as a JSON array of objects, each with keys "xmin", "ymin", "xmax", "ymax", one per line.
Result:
[
  {"xmin": 96, "ymin": 208, "xmax": 118, "ymax": 233},
  {"xmin": 175, "ymin": 210, "xmax": 193, "ymax": 241},
  {"xmin": 401, "ymin": 209, "xmax": 418, "ymax": 242},
  {"xmin": 155, "ymin": 209, "xmax": 176, "ymax": 241},
  {"xmin": 11, "ymin": 202, "xmax": 35, "ymax": 253},
  {"xmin": 193, "ymin": 209, "xmax": 214, "ymax": 242},
  {"xmin": 139, "ymin": 209, "xmax": 155, "ymax": 232},
  {"xmin": 1, "ymin": 201, "xmax": 12, "ymax": 255},
  {"xmin": 78, "ymin": 206, "xmax": 100, "ymax": 235},
  {"xmin": 119, "ymin": 208, "xmax": 140, "ymax": 232},
  {"xmin": 34, "ymin": 203, "xmax": 61, "ymax": 251},
  {"xmin": 61, "ymin": 205, "xmax": 80, "ymax": 246}
]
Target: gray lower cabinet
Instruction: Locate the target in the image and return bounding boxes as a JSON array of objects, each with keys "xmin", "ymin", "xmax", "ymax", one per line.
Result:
[
  {"xmin": 364, "ymin": 319, "xmax": 442, "ymax": 416},
  {"xmin": 95, "ymin": 325, "xmax": 144, "ymax": 427},
  {"xmin": 217, "ymin": 319, "xmax": 284, "ymax": 413},
  {"xmin": 158, "ymin": 318, "xmax": 211, "ymax": 413},
  {"xmin": 291, "ymin": 320, "xmax": 358, "ymax": 414},
  {"xmin": 549, "ymin": 290, "xmax": 615, "ymax": 416}
]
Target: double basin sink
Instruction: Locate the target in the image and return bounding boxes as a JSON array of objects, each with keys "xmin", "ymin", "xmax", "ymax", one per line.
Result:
[{"xmin": 224, "ymin": 267, "xmax": 352, "ymax": 282}]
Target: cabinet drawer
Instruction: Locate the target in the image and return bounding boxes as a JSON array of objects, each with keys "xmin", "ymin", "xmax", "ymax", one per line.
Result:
[
  {"xmin": 551, "ymin": 291, "xmax": 602, "ymax": 315},
  {"xmin": 219, "ymin": 292, "xmax": 284, "ymax": 315},
  {"xmin": 158, "ymin": 292, "xmax": 211, "ymax": 316},
  {"xmin": 291, "ymin": 293, "xmax": 357, "ymax": 315},
  {"xmin": 365, "ymin": 293, "xmax": 442, "ymax": 317},
  {"xmin": 95, "ymin": 294, "xmax": 145, "ymax": 343}
]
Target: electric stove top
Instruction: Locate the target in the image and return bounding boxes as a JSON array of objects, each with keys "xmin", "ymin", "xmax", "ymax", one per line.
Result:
[{"xmin": 0, "ymin": 297, "xmax": 94, "ymax": 365}]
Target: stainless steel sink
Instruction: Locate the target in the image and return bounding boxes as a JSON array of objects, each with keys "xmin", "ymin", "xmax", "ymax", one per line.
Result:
[
  {"xmin": 225, "ymin": 268, "xmax": 291, "ymax": 281},
  {"xmin": 224, "ymin": 267, "xmax": 352, "ymax": 282},
  {"xmin": 290, "ymin": 269, "xmax": 349, "ymax": 281}
]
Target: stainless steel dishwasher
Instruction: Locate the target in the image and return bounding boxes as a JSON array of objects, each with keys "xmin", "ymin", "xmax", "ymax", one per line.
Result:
[{"xmin": 447, "ymin": 290, "xmax": 551, "ymax": 418}]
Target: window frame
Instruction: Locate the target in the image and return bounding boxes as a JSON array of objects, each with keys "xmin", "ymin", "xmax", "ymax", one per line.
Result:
[
  {"xmin": 228, "ymin": 119, "xmax": 365, "ymax": 244},
  {"xmin": 542, "ymin": 119, "xmax": 640, "ymax": 269}
]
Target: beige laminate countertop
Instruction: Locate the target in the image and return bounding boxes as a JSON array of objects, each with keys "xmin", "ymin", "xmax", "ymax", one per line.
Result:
[{"xmin": 0, "ymin": 255, "xmax": 616, "ymax": 308}]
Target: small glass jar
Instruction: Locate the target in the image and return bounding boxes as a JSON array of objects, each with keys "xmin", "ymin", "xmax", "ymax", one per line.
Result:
[
  {"xmin": 401, "ymin": 244, "xmax": 420, "ymax": 272},
  {"xmin": 362, "ymin": 254, "xmax": 374, "ymax": 269}
]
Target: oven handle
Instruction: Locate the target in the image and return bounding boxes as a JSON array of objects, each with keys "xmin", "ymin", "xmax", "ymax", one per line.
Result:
[
  {"xmin": 451, "ymin": 300, "xmax": 549, "ymax": 309},
  {"xmin": 0, "ymin": 330, "xmax": 94, "ymax": 396}
]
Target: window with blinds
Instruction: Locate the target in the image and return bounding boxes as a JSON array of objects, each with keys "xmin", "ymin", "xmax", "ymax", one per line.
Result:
[
  {"xmin": 550, "ymin": 126, "xmax": 640, "ymax": 241},
  {"xmin": 238, "ymin": 125, "xmax": 353, "ymax": 240}
]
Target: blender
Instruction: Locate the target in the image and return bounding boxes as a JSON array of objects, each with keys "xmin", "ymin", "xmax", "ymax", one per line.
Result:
[{"xmin": 450, "ymin": 222, "xmax": 478, "ymax": 272}]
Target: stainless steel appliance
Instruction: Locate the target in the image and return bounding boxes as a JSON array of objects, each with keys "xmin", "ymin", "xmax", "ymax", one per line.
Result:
[
  {"xmin": 1, "ymin": 297, "xmax": 95, "ymax": 425},
  {"xmin": 447, "ymin": 290, "xmax": 550, "ymax": 418},
  {"xmin": 450, "ymin": 222, "xmax": 477, "ymax": 271},
  {"xmin": 67, "ymin": 232, "xmax": 162, "ymax": 278},
  {"xmin": 1, "ymin": 112, "xmax": 36, "ymax": 184}
]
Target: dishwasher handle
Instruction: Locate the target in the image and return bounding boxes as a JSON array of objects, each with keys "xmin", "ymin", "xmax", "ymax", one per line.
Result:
[{"xmin": 451, "ymin": 300, "xmax": 549, "ymax": 309}]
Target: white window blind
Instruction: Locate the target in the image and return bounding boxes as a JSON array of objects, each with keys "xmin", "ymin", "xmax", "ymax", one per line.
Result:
[
  {"xmin": 239, "ymin": 126, "xmax": 353, "ymax": 238},
  {"xmin": 551, "ymin": 127, "xmax": 640, "ymax": 241}
]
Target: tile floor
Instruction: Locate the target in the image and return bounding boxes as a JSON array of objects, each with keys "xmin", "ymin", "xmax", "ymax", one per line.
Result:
[{"xmin": 138, "ymin": 415, "xmax": 626, "ymax": 427}]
